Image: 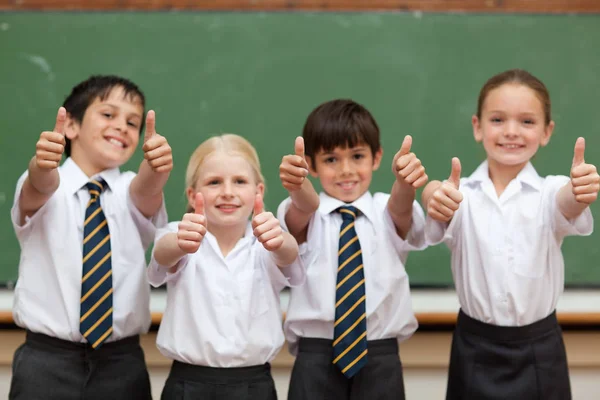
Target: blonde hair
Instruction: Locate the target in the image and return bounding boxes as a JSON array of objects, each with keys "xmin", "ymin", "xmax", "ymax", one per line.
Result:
[{"xmin": 185, "ymin": 134, "xmax": 265, "ymax": 212}]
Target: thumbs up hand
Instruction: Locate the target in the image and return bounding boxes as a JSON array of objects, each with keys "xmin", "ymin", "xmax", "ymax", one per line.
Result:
[
  {"xmin": 427, "ymin": 157, "xmax": 464, "ymax": 222},
  {"xmin": 392, "ymin": 135, "xmax": 428, "ymax": 189},
  {"xmin": 35, "ymin": 107, "xmax": 67, "ymax": 169},
  {"xmin": 177, "ymin": 192, "xmax": 207, "ymax": 254},
  {"xmin": 279, "ymin": 136, "xmax": 309, "ymax": 192},
  {"xmin": 252, "ymin": 193, "xmax": 285, "ymax": 252},
  {"xmin": 142, "ymin": 110, "xmax": 173, "ymax": 173},
  {"xmin": 570, "ymin": 137, "xmax": 599, "ymax": 204}
]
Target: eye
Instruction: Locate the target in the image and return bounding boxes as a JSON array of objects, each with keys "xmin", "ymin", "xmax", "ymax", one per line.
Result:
[
  {"xmin": 490, "ymin": 117, "xmax": 502, "ymax": 123},
  {"xmin": 208, "ymin": 179, "xmax": 220, "ymax": 185},
  {"xmin": 235, "ymin": 178, "xmax": 248, "ymax": 184},
  {"xmin": 102, "ymin": 112, "xmax": 112, "ymax": 118},
  {"xmin": 353, "ymin": 153, "xmax": 365, "ymax": 160},
  {"xmin": 324, "ymin": 157, "xmax": 336, "ymax": 164},
  {"xmin": 523, "ymin": 119, "xmax": 535, "ymax": 125},
  {"xmin": 127, "ymin": 121, "xmax": 139, "ymax": 128}
]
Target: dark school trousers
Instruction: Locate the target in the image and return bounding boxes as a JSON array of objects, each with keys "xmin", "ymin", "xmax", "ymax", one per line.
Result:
[
  {"xmin": 446, "ymin": 309, "xmax": 572, "ymax": 400},
  {"xmin": 288, "ymin": 337, "xmax": 405, "ymax": 400},
  {"xmin": 161, "ymin": 360, "xmax": 278, "ymax": 400},
  {"xmin": 9, "ymin": 330, "xmax": 152, "ymax": 400}
]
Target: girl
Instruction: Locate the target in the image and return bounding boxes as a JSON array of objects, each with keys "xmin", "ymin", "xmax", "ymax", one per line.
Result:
[
  {"xmin": 422, "ymin": 69, "xmax": 599, "ymax": 400},
  {"xmin": 148, "ymin": 134, "xmax": 305, "ymax": 400}
]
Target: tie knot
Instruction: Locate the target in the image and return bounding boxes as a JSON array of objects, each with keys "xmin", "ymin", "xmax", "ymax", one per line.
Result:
[
  {"xmin": 338, "ymin": 206, "xmax": 358, "ymax": 221},
  {"xmin": 85, "ymin": 179, "xmax": 106, "ymax": 199}
]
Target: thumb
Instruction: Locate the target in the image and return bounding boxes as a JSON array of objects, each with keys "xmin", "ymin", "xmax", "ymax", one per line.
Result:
[
  {"xmin": 399, "ymin": 135, "xmax": 412, "ymax": 156},
  {"xmin": 448, "ymin": 157, "xmax": 462, "ymax": 188},
  {"xmin": 54, "ymin": 107, "xmax": 67, "ymax": 134},
  {"xmin": 253, "ymin": 193, "xmax": 264, "ymax": 217},
  {"xmin": 144, "ymin": 110, "xmax": 156, "ymax": 143},
  {"xmin": 194, "ymin": 192, "xmax": 204, "ymax": 215},
  {"xmin": 572, "ymin": 137, "xmax": 585, "ymax": 167},
  {"xmin": 295, "ymin": 136, "xmax": 305, "ymax": 159}
]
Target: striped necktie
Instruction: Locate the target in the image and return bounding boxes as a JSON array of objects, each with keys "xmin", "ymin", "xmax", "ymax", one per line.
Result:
[
  {"xmin": 333, "ymin": 205, "xmax": 367, "ymax": 378},
  {"xmin": 79, "ymin": 179, "xmax": 113, "ymax": 349}
]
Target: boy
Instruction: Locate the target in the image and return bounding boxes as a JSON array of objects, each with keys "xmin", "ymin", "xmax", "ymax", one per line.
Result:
[
  {"xmin": 278, "ymin": 99, "xmax": 428, "ymax": 399},
  {"xmin": 10, "ymin": 75, "xmax": 172, "ymax": 400}
]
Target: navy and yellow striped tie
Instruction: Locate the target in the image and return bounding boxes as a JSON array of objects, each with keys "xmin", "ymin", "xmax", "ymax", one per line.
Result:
[
  {"xmin": 333, "ymin": 205, "xmax": 367, "ymax": 378},
  {"xmin": 79, "ymin": 179, "xmax": 113, "ymax": 349}
]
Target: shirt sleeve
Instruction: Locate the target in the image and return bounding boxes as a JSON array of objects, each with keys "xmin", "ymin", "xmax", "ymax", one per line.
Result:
[
  {"xmin": 546, "ymin": 175, "xmax": 593, "ymax": 240},
  {"xmin": 147, "ymin": 221, "xmax": 189, "ymax": 287},
  {"xmin": 375, "ymin": 193, "xmax": 427, "ymax": 253},
  {"xmin": 277, "ymin": 196, "xmax": 320, "ymax": 268},
  {"xmin": 123, "ymin": 172, "xmax": 168, "ymax": 250},
  {"xmin": 257, "ymin": 243, "xmax": 306, "ymax": 292},
  {"xmin": 11, "ymin": 170, "xmax": 57, "ymax": 242}
]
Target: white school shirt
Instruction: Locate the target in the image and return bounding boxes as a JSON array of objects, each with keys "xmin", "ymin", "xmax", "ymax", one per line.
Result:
[
  {"xmin": 425, "ymin": 161, "xmax": 593, "ymax": 326},
  {"xmin": 11, "ymin": 157, "xmax": 167, "ymax": 342},
  {"xmin": 148, "ymin": 222, "xmax": 306, "ymax": 367},
  {"xmin": 277, "ymin": 191, "xmax": 426, "ymax": 355}
]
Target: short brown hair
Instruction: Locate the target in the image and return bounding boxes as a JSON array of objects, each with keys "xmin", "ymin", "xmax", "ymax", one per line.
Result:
[
  {"xmin": 62, "ymin": 75, "xmax": 145, "ymax": 156},
  {"xmin": 302, "ymin": 99, "xmax": 381, "ymax": 168},
  {"xmin": 477, "ymin": 69, "xmax": 551, "ymax": 125}
]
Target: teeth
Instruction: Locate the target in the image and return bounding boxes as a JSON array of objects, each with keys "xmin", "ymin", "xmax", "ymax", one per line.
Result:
[
  {"xmin": 108, "ymin": 138, "xmax": 124, "ymax": 148},
  {"xmin": 501, "ymin": 144, "xmax": 520, "ymax": 149}
]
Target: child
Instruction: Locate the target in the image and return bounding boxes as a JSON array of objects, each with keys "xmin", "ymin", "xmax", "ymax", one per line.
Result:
[
  {"xmin": 10, "ymin": 75, "xmax": 172, "ymax": 400},
  {"xmin": 422, "ymin": 69, "xmax": 599, "ymax": 400},
  {"xmin": 278, "ymin": 99, "xmax": 429, "ymax": 400},
  {"xmin": 148, "ymin": 134, "xmax": 305, "ymax": 400}
]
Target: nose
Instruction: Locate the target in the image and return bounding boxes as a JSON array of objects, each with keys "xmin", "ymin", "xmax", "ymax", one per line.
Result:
[
  {"xmin": 504, "ymin": 120, "xmax": 519, "ymax": 138},
  {"xmin": 114, "ymin": 116, "xmax": 128, "ymax": 133},
  {"xmin": 340, "ymin": 158, "xmax": 352, "ymax": 175},
  {"xmin": 221, "ymin": 181, "xmax": 234, "ymax": 197}
]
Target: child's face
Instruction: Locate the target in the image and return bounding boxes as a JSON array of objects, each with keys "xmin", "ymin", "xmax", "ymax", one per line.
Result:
[
  {"xmin": 188, "ymin": 151, "xmax": 264, "ymax": 229},
  {"xmin": 308, "ymin": 144, "xmax": 382, "ymax": 203},
  {"xmin": 472, "ymin": 83, "xmax": 554, "ymax": 170},
  {"xmin": 65, "ymin": 86, "xmax": 143, "ymax": 175}
]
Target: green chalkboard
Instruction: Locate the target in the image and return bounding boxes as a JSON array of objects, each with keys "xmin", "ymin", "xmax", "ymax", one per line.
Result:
[{"xmin": 1, "ymin": 12, "xmax": 599, "ymax": 287}]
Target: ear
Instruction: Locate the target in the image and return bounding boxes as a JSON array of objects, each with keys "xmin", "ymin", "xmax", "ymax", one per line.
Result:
[
  {"xmin": 372, "ymin": 148, "xmax": 383, "ymax": 171},
  {"xmin": 185, "ymin": 186, "xmax": 196, "ymax": 210},
  {"xmin": 306, "ymin": 155, "xmax": 319, "ymax": 178},
  {"xmin": 256, "ymin": 182, "xmax": 265, "ymax": 197},
  {"xmin": 540, "ymin": 120, "xmax": 555, "ymax": 147},
  {"xmin": 472, "ymin": 115, "xmax": 483, "ymax": 143},
  {"xmin": 64, "ymin": 114, "xmax": 80, "ymax": 141}
]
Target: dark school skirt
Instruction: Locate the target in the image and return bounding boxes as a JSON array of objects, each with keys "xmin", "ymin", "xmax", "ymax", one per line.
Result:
[
  {"xmin": 161, "ymin": 360, "xmax": 277, "ymax": 400},
  {"xmin": 446, "ymin": 309, "xmax": 571, "ymax": 400}
]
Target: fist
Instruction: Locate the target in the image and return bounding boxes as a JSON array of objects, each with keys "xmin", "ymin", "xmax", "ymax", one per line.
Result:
[
  {"xmin": 252, "ymin": 194, "xmax": 285, "ymax": 252},
  {"xmin": 427, "ymin": 157, "xmax": 463, "ymax": 222},
  {"xmin": 36, "ymin": 107, "xmax": 66, "ymax": 169},
  {"xmin": 280, "ymin": 136, "xmax": 309, "ymax": 192},
  {"xmin": 393, "ymin": 135, "xmax": 428, "ymax": 189},
  {"xmin": 142, "ymin": 110, "xmax": 173, "ymax": 173},
  {"xmin": 177, "ymin": 193, "xmax": 206, "ymax": 254},
  {"xmin": 571, "ymin": 137, "xmax": 599, "ymax": 204}
]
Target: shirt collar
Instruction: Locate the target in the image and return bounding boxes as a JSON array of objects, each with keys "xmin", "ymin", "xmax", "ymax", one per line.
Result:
[
  {"xmin": 318, "ymin": 191, "xmax": 375, "ymax": 223},
  {"xmin": 467, "ymin": 160, "xmax": 542, "ymax": 191},
  {"xmin": 61, "ymin": 157, "xmax": 120, "ymax": 195}
]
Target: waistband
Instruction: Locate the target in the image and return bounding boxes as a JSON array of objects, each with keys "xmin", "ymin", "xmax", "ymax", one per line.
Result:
[
  {"xmin": 457, "ymin": 309, "xmax": 560, "ymax": 342},
  {"xmin": 168, "ymin": 360, "xmax": 272, "ymax": 382},
  {"xmin": 298, "ymin": 337, "xmax": 398, "ymax": 356},
  {"xmin": 26, "ymin": 330, "xmax": 140, "ymax": 355}
]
